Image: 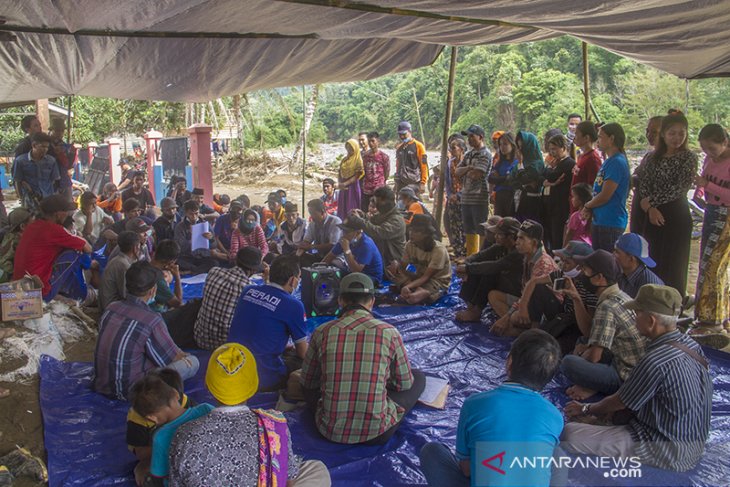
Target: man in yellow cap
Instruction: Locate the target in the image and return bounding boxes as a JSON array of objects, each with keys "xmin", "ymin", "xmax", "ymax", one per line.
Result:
[{"xmin": 169, "ymin": 343, "xmax": 330, "ymax": 486}]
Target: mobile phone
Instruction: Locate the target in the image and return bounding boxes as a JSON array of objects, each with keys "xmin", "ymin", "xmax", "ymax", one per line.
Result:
[{"xmin": 553, "ymin": 277, "xmax": 566, "ymax": 291}]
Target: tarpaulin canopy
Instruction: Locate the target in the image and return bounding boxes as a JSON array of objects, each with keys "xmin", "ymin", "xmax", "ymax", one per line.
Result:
[{"xmin": 1, "ymin": 0, "xmax": 729, "ymax": 103}]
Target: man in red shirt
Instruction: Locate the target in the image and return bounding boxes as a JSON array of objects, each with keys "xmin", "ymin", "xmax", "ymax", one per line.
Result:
[{"xmin": 13, "ymin": 194, "xmax": 91, "ymax": 297}]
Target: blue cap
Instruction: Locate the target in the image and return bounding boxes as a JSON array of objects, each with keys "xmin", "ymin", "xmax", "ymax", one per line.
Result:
[
  {"xmin": 615, "ymin": 233, "xmax": 656, "ymax": 268},
  {"xmin": 554, "ymin": 240, "xmax": 593, "ymax": 260}
]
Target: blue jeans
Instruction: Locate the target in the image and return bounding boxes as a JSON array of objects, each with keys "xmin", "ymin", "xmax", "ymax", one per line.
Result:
[
  {"xmin": 561, "ymin": 354, "xmax": 621, "ymax": 394},
  {"xmin": 461, "ymin": 204, "xmax": 489, "ymax": 235},
  {"xmin": 591, "ymin": 225, "xmax": 625, "ymax": 252},
  {"xmin": 419, "ymin": 442, "xmax": 470, "ymax": 487},
  {"xmin": 165, "ymin": 354, "xmax": 200, "ymax": 382}
]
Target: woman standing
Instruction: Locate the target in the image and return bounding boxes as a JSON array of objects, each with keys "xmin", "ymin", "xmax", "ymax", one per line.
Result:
[
  {"xmin": 693, "ymin": 124, "xmax": 730, "ymax": 338},
  {"xmin": 629, "ymin": 116, "xmax": 664, "ymax": 234},
  {"xmin": 542, "ymin": 134, "xmax": 575, "ymax": 251},
  {"xmin": 488, "ymin": 132, "xmax": 519, "ymax": 217},
  {"xmin": 571, "ymin": 121, "xmax": 602, "ymax": 188},
  {"xmin": 337, "ymin": 139, "xmax": 364, "ymax": 220},
  {"xmin": 512, "ymin": 131, "xmax": 545, "ymax": 222},
  {"xmin": 582, "ymin": 123, "xmax": 630, "ymax": 252},
  {"xmin": 444, "ymin": 137, "xmax": 466, "ymax": 257},
  {"xmin": 634, "ymin": 111, "xmax": 697, "ymax": 295}
]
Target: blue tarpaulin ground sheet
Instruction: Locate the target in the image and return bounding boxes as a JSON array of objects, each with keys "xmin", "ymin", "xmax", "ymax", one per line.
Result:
[{"xmin": 40, "ymin": 277, "xmax": 730, "ymax": 486}]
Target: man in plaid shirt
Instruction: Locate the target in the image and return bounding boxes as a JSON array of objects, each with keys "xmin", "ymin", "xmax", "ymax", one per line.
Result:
[
  {"xmin": 300, "ymin": 273, "xmax": 425, "ymax": 445},
  {"xmin": 561, "ymin": 250, "xmax": 646, "ymax": 400},
  {"xmin": 193, "ymin": 247, "xmax": 263, "ymax": 350}
]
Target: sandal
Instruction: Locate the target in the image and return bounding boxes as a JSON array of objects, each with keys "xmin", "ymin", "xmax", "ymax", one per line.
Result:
[{"xmin": 688, "ymin": 324, "xmax": 730, "ymax": 350}]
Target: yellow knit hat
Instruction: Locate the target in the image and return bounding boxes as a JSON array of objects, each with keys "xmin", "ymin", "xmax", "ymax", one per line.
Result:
[{"xmin": 205, "ymin": 343, "xmax": 259, "ymax": 405}]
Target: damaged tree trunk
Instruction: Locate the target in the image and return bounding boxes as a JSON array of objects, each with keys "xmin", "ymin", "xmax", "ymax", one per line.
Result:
[{"xmin": 291, "ymin": 84, "xmax": 320, "ymax": 170}]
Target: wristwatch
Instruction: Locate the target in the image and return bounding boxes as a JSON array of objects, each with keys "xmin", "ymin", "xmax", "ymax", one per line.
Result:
[
  {"xmin": 344, "ymin": 249, "xmax": 352, "ymax": 255},
  {"xmin": 581, "ymin": 403, "xmax": 591, "ymax": 415}
]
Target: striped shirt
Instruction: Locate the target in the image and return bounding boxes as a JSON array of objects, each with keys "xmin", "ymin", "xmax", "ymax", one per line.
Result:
[
  {"xmin": 458, "ymin": 146, "xmax": 493, "ymax": 205},
  {"xmin": 619, "ymin": 330, "xmax": 712, "ymax": 471},
  {"xmin": 300, "ymin": 308, "xmax": 414, "ymax": 444},
  {"xmin": 618, "ymin": 265, "xmax": 664, "ymax": 298},
  {"xmin": 193, "ymin": 266, "xmax": 252, "ymax": 350},
  {"xmin": 93, "ymin": 296, "xmax": 181, "ymax": 400},
  {"xmin": 589, "ymin": 285, "xmax": 645, "ymax": 381}
]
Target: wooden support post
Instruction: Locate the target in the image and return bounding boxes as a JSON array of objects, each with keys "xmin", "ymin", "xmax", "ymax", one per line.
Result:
[
  {"xmin": 35, "ymin": 99, "xmax": 49, "ymax": 131},
  {"xmin": 66, "ymin": 95, "xmax": 73, "ymax": 144},
  {"xmin": 188, "ymin": 124, "xmax": 214, "ymax": 206},
  {"xmin": 582, "ymin": 42, "xmax": 591, "ymax": 121},
  {"xmin": 434, "ymin": 46, "xmax": 458, "ymax": 233}
]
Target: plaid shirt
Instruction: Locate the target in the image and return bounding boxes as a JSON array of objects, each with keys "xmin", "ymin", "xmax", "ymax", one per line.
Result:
[
  {"xmin": 588, "ymin": 284, "xmax": 646, "ymax": 381},
  {"xmin": 300, "ymin": 309, "xmax": 414, "ymax": 444},
  {"xmin": 93, "ymin": 296, "xmax": 181, "ymax": 400},
  {"xmin": 194, "ymin": 266, "xmax": 252, "ymax": 350}
]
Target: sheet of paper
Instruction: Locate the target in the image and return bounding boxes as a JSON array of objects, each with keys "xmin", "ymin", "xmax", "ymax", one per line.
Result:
[
  {"xmin": 191, "ymin": 221, "xmax": 210, "ymax": 251},
  {"xmin": 419, "ymin": 376, "xmax": 449, "ymax": 404}
]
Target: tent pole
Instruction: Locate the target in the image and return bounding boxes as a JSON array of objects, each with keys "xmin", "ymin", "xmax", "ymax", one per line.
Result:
[
  {"xmin": 582, "ymin": 42, "xmax": 590, "ymax": 121},
  {"xmin": 434, "ymin": 46, "xmax": 458, "ymax": 233},
  {"xmin": 66, "ymin": 94, "xmax": 73, "ymax": 144},
  {"xmin": 302, "ymin": 85, "xmax": 306, "ymax": 210}
]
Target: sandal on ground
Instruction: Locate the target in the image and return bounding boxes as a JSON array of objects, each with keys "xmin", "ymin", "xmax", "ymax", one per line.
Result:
[
  {"xmin": 688, "ymin": 324, "xmax": 730, "ymax": 350},
  {"xmin": 0, "ymin": 447, "xmax": 48, "ymax": 482}
]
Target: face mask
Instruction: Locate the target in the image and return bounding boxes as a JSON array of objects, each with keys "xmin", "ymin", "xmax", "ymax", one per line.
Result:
[
  {"xmin": 147, "ymin": 297, "xmax": 156, "ymax": 306},
  {"xmin": 401, "ymin": 137, "xmax": 412, "ymax": 144},
  {"xmin": 240, "ymin": 221, "xmax": 256, "ymax": 233},
  {"xmin": 577, "ymin": 274, "xmax": 598, "ymax": 294},
  {"xmin": 280, "ymin": 197, "xmax": 287, "ymax": 204},
  {"xmin": 397, "ymin": 201, "xmax": 406, "ymax": 210},
  {"xmin": 564, "ymin": 267, "xmax": 581, "ymax": 279}
]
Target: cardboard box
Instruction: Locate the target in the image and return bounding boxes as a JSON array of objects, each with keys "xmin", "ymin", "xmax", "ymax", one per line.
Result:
[{"xmin": 0, "ymin": 275, "xmax": 44, "ymax": 322}]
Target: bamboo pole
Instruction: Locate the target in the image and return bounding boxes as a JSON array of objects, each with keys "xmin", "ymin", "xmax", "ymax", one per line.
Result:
[
  {"xmin": 302, "ymin": 85, "xmax": 306, "ymax": 210},
  {"xmin": 434, "ymin": 46, "xmax": 458, "ymax": 233},
  {"xmin": 412, "ymin": 89, "xmax": 426, "ymax": 145},
  {"xmin": 582, "ymin": 42, "xmax": 591, "ymax": 121},
  {"xmin": 66, "ymin": 95, "xmax": 73, "ymax": 144}
]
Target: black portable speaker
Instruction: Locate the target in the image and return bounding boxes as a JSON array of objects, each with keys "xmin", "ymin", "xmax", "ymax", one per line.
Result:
[{"xmin": 300, "ymin": 264, "xmax": 342, "ymax": 318}]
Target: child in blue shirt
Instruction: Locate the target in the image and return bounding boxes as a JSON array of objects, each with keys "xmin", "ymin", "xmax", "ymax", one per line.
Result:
[
  {"xmin": 130, "ymin": 372, "xmax": 214, "ymax": 486},
  {"xmin": 419, "ymin": 329, "xmax": 564, "ymax": 487}
]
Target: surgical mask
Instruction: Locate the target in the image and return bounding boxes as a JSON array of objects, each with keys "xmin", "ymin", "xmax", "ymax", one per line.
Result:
[
  {"xmin": 401, "ymin": 137, "xmax": 412, "ymax": 144},
  {"xmin": 564, "ymin": 267, "xmax": 581, "ymax": 279},
  {"xmin": 281, "ymin": 197, "xmax": 287, "ymax": 204},
  {"xmin": 240, "ymin": 221, "xmax": 256, "ymax": 233},
  {"xmin": 147, "ymin": 297, "xmax": 156, "ymax": 306},
  {"xmin": 397, "ymin": 201, "xmax": 406, "ymax": 210}
]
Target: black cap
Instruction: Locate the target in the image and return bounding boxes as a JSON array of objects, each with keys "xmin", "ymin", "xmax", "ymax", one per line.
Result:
[
  {"xmin": 410, "ymin": 214, "xmax": 437, "ymax": 234},
  {"xmin": 495, "ymin": 217, "xmax": 521, "ymax": 235},
  {"xmin": 338, "ymin": 216, "xmax": 366, "ymax": 233},
  {"xmin": 236, "ymin": 246, "xmax": 263, "ymax": 272},
  {"xmin": 518, "ymin": 219, "xmax": 543, "ymax": 241},
  {"xmin": 192, "ymin": 188, "xmax": 205, "ymax": 196},
  {"xmin": 461, "ymin": 124, "xmax": 486, "ymax": 138},
  {"xmin": 267, "ymin": 193, "xmax": 282, "ymax": 205},
  {"xmin": 574, "ymin": 249, "xmax": 621, "ymax": 282}
]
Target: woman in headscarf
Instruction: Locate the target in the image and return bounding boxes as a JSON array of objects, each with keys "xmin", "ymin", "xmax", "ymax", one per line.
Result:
[
  {"xmin": 229, "ymin": 209, "xmax": 269, "ymax": 260},
  {"xmin": 488, "ymin": 132, "xmax": 519, "ymax": 217},
  {"xmin": 511, "ymin": 131, "xmax": 545, "ymax": 222},
  {"xmin": 634, "ymin": 111, "xmax": 698, "ymax": 295},
  {"xmin": 337, "ymin": 139, "xmax": 364, "ymax": 219}
]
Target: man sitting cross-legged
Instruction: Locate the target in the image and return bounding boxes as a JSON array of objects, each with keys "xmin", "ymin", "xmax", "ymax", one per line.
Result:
[
  {"xmin": 227, "ymin": 254, "xmax": 308, "ymax": 392},
  {"xmin": 489, "ymin": 220, "xmax": 560, "ymax": 336},
  {"xmin": 419, "ymin": 329, "xmax": 564, "ymax": 487},
  {"xmin": 322, "ymin": 215, "xmax": 383, "ymax": 286},
  {"xmin": 388, "ymin": 214, "xmax": 452, "ymax": 305},
  {"xmin": 563, "ymin": 284, "xmax": 712, "ymax": 472},
  {"xmin": 560, "ymin": 249, "xmax": 646, "ymax": 400},
  {"xmin": 455, "ymin": 217, "xmax": 522, "ymax": 322},
  {"xmin": 194, "ymin": 247, "xmax": 263, "ymax": 350},
  {"xmin": 93, "ymin": 261, "xmax": 199, "ymax": 400},
  {"xmin": 300, "ymin": 273, "xmax": 426, "ymax": 445}
]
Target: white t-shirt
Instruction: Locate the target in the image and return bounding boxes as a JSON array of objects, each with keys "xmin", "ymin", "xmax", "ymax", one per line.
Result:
[{"xmin": 73, "ymin": 206, "xmax": 109, "ymax": 241}]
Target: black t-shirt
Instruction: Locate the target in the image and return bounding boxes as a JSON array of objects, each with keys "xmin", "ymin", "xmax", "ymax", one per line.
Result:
[{"xmin": 122, "ymin": 188, "xmax": 156, "ymax": 208}]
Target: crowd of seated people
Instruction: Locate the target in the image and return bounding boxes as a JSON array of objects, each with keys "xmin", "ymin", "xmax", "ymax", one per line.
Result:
[{"xmin": 0, "ymin": 114, "xmax": 723, "ymax": 486}]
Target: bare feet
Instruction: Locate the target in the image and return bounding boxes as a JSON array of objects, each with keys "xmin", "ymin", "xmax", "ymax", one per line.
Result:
[
  {"xmin": 566, "ymin": 385, "xmax": 597, "ymax": 401},
  {"xmin": 455, "ymin": 306, "xmax": 481, "ymax": 322}
]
